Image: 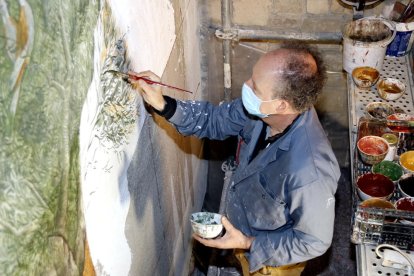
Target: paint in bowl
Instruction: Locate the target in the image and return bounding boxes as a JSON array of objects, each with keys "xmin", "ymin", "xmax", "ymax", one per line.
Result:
[
  {"xmin": 395, "ymin": 197, "xmax": 414, "ymax": 225},
  {"xmin": 190, "ymin": 212, "xmax": 223, "ymax": 239},
  {"xmin": 386, "ymin": 113, "xmax": 414, "ymax": 133},
  {"xmin": 398, "ymin": 173, "xmax": 414, "ymax": 197},
  {"xmin": 400, "ymin": 151, "xmax": 414, "ymax": 174},
  {"xmin": 352, "ymin": 66, "xmax": 380, "ymax": 89},
  {"xmin": 356, "ymin": 173, "xmax": 395, "ymax": 200},
  {"xmin": 365, "ymin": 102, "xmax": 395, "ymax": 121},
  {"xmin": 372, "ymin": 160, "xmax": 404, "ymax": 182},
  {"xmin": 357, "ymin": 135, "xmax": 389, "ymax": 165},
  {"xmin": 376, "ymin": 78, "xmax": 406, "ymax": 101},
  {"xmin": 360, "ymin": 198, "xmax": 396, "ymax": 209},
  {"xmin": 381, "ymin": 133, "xmax": 399, "ymax": 146}
]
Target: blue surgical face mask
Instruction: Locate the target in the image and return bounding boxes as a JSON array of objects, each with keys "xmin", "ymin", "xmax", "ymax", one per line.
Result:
[{"xmin": 241, "ymin": 83, "xmax": 275, "ymax": 118}]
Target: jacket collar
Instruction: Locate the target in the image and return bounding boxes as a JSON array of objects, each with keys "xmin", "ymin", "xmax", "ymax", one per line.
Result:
[{"xmin": 233, "ymin": 108, "xmax": 311, "ymax": 184}]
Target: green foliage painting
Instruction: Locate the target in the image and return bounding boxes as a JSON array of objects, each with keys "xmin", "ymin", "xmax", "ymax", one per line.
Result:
[{"xmin": 0, "ymin": 0, "xmax": 99, "ymax": 274}]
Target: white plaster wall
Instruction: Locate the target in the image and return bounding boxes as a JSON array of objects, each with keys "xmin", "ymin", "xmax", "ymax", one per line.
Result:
[
  {"xmin": 80, "ymin": 0, "xmax": 204, "ymax": 275},
  {"xmin": 109, "ymin": 0, "xmax": 176, "ymax": 76},
  {"xmin": 80, "ymin": 0, "xmax": 175, "ymax": 275}
]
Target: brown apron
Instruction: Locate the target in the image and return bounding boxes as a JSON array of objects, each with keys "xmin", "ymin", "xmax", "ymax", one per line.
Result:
[{"xmin": 235, "ymin": 249, "xmax": 306, "ymax": 276}]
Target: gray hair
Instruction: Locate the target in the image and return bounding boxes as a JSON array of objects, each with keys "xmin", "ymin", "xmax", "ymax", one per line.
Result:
[{"xmin": 273, "ymin": 41, "xmax": 326, "ymax": 112}]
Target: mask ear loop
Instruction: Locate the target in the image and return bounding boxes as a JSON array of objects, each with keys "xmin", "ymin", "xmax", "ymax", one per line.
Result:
[{"xmin": 259, "ymin": 98, "xmax": 280, "ymax": 117}]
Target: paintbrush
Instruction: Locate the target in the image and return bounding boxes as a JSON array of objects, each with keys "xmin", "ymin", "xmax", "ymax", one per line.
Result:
[{"xmin": 107, "ymin": 70, "xmax": 193, "ymax": 94}]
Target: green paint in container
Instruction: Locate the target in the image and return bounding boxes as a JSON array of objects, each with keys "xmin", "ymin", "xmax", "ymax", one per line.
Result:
[{"xmin": 372, "ymin": 160, "xmax": 404, "ymax": 181}]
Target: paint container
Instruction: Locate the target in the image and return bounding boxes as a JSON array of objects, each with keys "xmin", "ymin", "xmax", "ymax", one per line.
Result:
[
  {"xmin": 360, "ymin": 198, "xmax": 396, "ymax": 209},
  {"xmin": 376, "ymin": 78, "xmax": 406, "ymax": 101},
  {"xmin": 372, "ymin": 160, "xmax": 403, "ymax": 181},
  {"xmin": 366, "ymin": 102, "xmax": 395, "ymax": 121},
  {"xmin": 386, "ymin": 21, "xmax": 414, "ymax": 57},
  {"xmin": 395, "ymin": 197, "xmax": 414, "ymax": 225},
  {"xmin": 386, "ymin": 113, "xmax": 414, "ymax": 133},
  {"xmin": 357, "ymin": 135, "xmax": 389, "ymax": 165},
  {"xmin": 342, "ymin": 17, "xmax": 396, "ymax": 73},
  {"xmin": 360, "ymin": 198, "xmax": 397, "ymax": 223},
  {"xmin": 400, "ymin": 151, "xmax": 414, "ymax": 173},
  {"xmin": 381, "ymin": 133, "xmax": 399, "ymax": 161},
  {"xmin": 356, "ymin": 173, "xmax": 395, "ymax": 200},
  {"xmin": 398, "ymin": 173, "xmax": 414, "ymax": 197},
  {"xmin": 190, "ymin": 212, "xmax": 223, "ymax": 239}
]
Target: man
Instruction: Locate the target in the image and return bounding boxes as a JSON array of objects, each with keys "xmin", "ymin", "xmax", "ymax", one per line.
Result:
[{"xmin": 131, "ymin": 41, "xmax": 340, "ymax": 276}]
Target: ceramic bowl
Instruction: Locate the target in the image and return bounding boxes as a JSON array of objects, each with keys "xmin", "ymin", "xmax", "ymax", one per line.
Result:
[
  {"xmin": 352, "ymin": 66, "xmax": 380, "ymax": 89},
  {"xmin": 386, "ymin": 113, "xmax": 414, "ymax": 133},
  {"xmin": 357, "ymin": 136, "xmax": 389, "ymax": 165},
  {"xmin": 360, "ymin": 198, "xmax": 396, "ymax": 209},
  {"xmin": 365, "ymin": 102, "xmax": 395, "ymax": 121},
  {"xmin": 372, "ymin": 160, "xmax": 404, "ymax": 182},
  {"xmin": 376, "ymin": 78, "xmax": 406, "ymax": 101},
  {"xmin": 400, "ymin": 151, "xmax": 414, "ymax": 174},
  {"xmin": 381, "ymin": 133, "xmax": 399, "ymax": 146},
  {"xmin": 191, "ymin": 212, "xmax": 223, "ymax": 239},
  {"xmin": 356, "ymin": 173, "xmax": 395, "ymax": 201},
  {"xmin": 398, "ymin": 173, "xmax": 414, "ymax": 197},
  {"xmin": 395, "ymin": 197, "xmax": 414, "ymax": 225}
]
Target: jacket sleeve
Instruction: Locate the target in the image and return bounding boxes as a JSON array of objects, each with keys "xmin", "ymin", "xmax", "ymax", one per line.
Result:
[
  {"xmin": 247, "ymin": 180, "xmax": 336, "ymax": 272},
  {"xmin": 167, "ymin": 98, "xmax": 249, "ymax": 140}
]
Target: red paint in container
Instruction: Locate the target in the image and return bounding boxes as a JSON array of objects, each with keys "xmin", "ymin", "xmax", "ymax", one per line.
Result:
[
  {"xmin": 395, "ymin": 197, "xmax": 414, "ymax": 211},
  {"xmin": 395, "ymin": 197, "xmax": 414, "ymax": 224},
  {"xmin": 386, "ymin": 113, "xmax": 414, "ymax": 133},
  {"xmin": 356, "ymin": 173, "xmax": 395, "ymax": 199}
]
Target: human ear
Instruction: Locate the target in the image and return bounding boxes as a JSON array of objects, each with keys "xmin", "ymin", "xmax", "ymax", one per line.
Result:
[{"xmin": 275, "ymin": 100, "xmax": 287, "ymax": 112}]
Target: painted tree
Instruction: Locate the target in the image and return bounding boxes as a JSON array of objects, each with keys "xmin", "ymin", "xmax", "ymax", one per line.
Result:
[{"xmin": 0, "ymin": 0, "xmax": 99, "ymax": 274}]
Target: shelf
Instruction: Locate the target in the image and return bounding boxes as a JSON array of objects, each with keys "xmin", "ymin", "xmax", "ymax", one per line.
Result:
[{"xmin": 348, "ymin": 55, "xmax": 414, "ymax": 276}]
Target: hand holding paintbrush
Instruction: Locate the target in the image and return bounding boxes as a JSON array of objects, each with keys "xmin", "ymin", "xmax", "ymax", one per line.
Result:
[
  {"xmin": 127, "ymin": 70, "xmax": 169, "ymax": 112},
  {"xmin": 108, "ymin": 69, "xmax": 193, "ymax": 111}
]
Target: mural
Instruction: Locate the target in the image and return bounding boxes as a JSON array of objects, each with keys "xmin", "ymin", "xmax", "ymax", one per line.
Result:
[
  {"xmin": 80, "ymin": 0, "xmax": 176, "ymax": 275},
  {"xmin": 79, "ymin": 5, "xmax": 140, "ymax": 275},
  {"xmin": 0, "ymin": 0, "xmax": 98, "ymax": 275}
]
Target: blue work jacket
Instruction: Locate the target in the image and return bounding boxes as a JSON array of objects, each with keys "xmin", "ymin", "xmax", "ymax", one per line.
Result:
[{"xmin": 168, "ymin": 98, "xmax": 340, "ymax": 272}]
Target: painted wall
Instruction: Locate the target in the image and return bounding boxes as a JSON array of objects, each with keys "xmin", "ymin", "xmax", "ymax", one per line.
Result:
[
  {"xmin": 0, "ymin": 0, "xmax": 98, "ymax": 274},
  {"xmin": 0, "ymin": 0, "xmax": 205, "ymax": 275},
  {"xmin": 80, "ymin": 0, "xmax": 205, "ymax": 275}
]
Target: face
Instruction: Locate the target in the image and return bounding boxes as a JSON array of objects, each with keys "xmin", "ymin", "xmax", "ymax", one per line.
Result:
[{"xmin": 244, "ymin": 54, "xmax": 284, "ymax": 116}]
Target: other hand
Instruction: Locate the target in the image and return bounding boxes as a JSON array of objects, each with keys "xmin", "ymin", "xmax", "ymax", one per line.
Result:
[
  {"xmin": 128, "ymin": 70, "xmax": 166, "ymax": 111},
  {"xmin": 192, "ymin": 216, "xmax": 254, "ymax": 250}
]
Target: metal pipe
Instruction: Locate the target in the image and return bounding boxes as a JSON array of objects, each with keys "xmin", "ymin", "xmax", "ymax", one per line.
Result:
[
  {"xmin": 221, "ymin": 0, "xmax": 232, "ymax": 102},
  {"xmin": 234, "ymin": 29, "xmax": 342, "ymax": 43}
]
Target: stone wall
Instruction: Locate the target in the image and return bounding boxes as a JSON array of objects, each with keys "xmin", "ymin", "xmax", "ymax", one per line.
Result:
[{"xmin": 204, "ymin": 0, "xmax": 396, "ymax": 75}]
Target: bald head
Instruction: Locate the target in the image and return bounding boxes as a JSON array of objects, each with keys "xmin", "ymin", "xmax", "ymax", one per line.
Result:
[
  {"xmin": 257, "ymin": 48, "xmax": 317, "ymax": 78},
  {"xmin": 252, "ymin": 42, "xmax": 326, "ymax": 112}
]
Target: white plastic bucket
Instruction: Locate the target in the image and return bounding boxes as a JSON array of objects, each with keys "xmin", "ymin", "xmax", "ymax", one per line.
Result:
[
  {"xmin": 386, "ymin": 21, "xmax": 414, "ymax": 57},
  {"xmin": 343, "ymin": 18, "xmax": 396, "ymax": 73}
]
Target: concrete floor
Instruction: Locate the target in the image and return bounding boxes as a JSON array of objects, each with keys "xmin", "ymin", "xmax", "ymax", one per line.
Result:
[{"xmin": 193, "ymin": 28, "xmax": 357, "ymax": 275}]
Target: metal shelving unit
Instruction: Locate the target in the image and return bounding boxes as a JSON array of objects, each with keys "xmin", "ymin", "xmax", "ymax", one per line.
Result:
[{"xmin": 348, "ymin": 55, "xmax": 414, "ymax": 276}]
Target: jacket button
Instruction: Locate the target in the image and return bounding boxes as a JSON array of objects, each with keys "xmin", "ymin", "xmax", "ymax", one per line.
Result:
[{"xmin": 262, "ymin": 194, "xmax": 266, "ymax": 199}]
